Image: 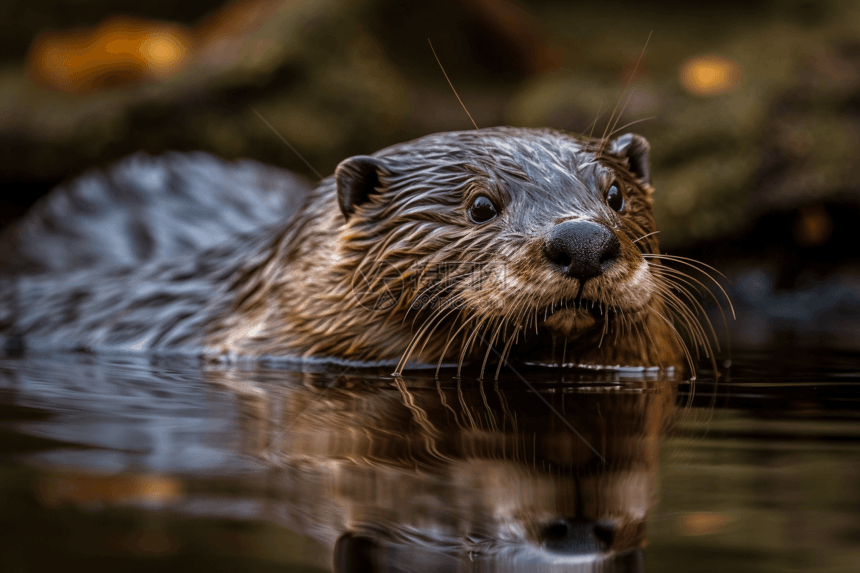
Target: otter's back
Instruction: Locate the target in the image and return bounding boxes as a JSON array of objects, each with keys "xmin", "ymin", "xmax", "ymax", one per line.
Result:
[{"xmin": 0, "ymin": 152, "xmax": 313, "ymax": 274}]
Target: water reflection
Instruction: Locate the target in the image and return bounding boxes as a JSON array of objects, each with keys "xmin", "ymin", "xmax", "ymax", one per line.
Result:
[
  {"xmin": 0, "ymin": 354, "xmax": 681, "ymax": 571},
  {"xmin": 259, "ymin": 368, "xmax": 678, "ymax": 572}
]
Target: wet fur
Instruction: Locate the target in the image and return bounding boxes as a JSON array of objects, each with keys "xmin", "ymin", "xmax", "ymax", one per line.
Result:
[
  {"xmin": 212, "ymin": 127, "xmax": 689, "ymax": 371},
  {"xmin": 2, "ymin": 128, "xmax": 711, "ymax": 371}
]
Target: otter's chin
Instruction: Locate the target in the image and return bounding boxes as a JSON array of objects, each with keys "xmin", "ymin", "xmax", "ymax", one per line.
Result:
[{"xmin": 541, "ymin": 307, "xmax": 599, "ymax": 336}]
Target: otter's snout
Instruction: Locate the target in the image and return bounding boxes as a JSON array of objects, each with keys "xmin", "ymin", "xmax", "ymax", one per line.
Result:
[{"xmin": 544, "ymin": 220, "xmax": 621, "ymax": 281}]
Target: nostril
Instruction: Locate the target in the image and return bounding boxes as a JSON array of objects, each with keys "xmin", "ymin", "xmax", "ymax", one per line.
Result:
[
  {"xmin": 599, "ymin": 235, "xmax": 621, "ymax": 267},
  {"xmin": 556, "ymin": 252, "xmax": 572, "ymax": 268},
  {"xmin": 543, "ymin": 242, "xmax": 572, "ymax": 268}
]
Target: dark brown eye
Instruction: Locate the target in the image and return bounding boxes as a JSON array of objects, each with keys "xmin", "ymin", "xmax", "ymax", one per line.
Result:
[
  {"xmin": 469, "ymin": 196, "xmax": 498, "ymax": 223},
  {"xmin": 606, "ymin": 183, "xmax": 625, "ymax": 212}
]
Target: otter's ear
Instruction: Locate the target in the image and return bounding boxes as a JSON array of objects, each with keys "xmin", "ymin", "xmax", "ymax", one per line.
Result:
[
  {"xmin": 609, "ymin": 133, "xmax": 651, "ymax": 184},
  {"xmin": 335, "ymin": 155, "xmax": 388, "ymax": 220}
]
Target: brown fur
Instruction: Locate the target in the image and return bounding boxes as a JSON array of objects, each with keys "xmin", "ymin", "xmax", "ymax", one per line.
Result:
[
  {"xmin": 3, "ymin": 128, "xmax": 705, "ymax": 370},
  {"xmin": 207, "ymin": 127, "xmax": 687, "ymax": 370}
]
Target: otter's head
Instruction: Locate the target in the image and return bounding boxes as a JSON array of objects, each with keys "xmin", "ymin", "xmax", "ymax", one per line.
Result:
[{"xmin": 332, "ymin": 127, "xmax": 686, "ymax": 372}]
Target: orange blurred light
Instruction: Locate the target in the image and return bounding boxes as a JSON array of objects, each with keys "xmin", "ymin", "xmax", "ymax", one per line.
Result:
[
  {"xmin": 679, "ymin": 55, "xmax": 740, "ymax": 96},
  {"xmin": 679, "ymin": 512, "xmax": 732, "ymax": 535},
  {"xmin": 27, "ymin": 16, "xmax": 193, "ymax": 93},
  {"xmin": 37, "ymin": 472, "xmax": 182, "ymax": 506},
  {"xmin": 142, "ymin": 33, "xmax": 188, "ymax": 74},
  {"xmin": 793, "ymin": 203, "xmax": 833, "ymax": 247}
]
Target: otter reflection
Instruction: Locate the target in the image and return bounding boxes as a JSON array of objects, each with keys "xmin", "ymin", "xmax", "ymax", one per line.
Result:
[{"xmin": 215, "ymin": 366, "xmax": 679, "ymax": 572}]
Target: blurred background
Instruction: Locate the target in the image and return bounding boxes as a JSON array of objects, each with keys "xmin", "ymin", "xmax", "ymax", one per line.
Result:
[
  {"xmin": 2, "ymin": 4, "xmax": 860, "ymax": 572},
  {"xmin": 1, "ymin": 0, "xmax": 859, "ymax": 348}
]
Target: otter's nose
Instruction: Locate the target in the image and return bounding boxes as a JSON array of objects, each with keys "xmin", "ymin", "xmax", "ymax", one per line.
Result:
[{"xmin": 544, "ymin": 220, "xmax": 621, "ymax": 281}]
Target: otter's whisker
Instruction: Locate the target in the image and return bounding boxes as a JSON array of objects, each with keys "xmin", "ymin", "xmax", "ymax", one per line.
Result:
[
  {"xmin": 397, "ymin": 299, "xmax": 458, "ymax": 374},
  {"xmin": 652, "ymin": 277, "xmax": 711, "ymax": 350},
  {"xmin": 409, "ymin": 295, "xmax": 469, "ymax": 367},
  {"xmin": 586, "ymin": 101, "xmax": 605, "ymax": 140},
  {"xmin": 649, "ymin": 262, "xmax": 731, "ymax": 351},
  {"xmin": 657, "ymin": 286, "xmax": 709, "ymax": 356},
  {"xmin": 458, "ymin": 317, "xmax": 491, "ymax": 379},
  {"xmin": 649, "ymin": 253, "xmax": 730, "ymax": 280},
  {"xmin": 494, "ymin": 302, "xmax": 530, "ymax": 379},
  {"xmin": 250, "ymin": 106, "xmax": 323, "ymax": 180},
  {"xmin": 606, "ymin": 116, "xmax": 656, "ymax": 140},
  {"xmin": 605, "ymin": 88, "xmax": 638, "ymax": 145},
  {"xmin": 403, "ymin": 270, "xmax": 473, "ymax": 327},
  {"xmin": 408, "ymin": 292, "xmax": 473, "ymax": 368},
  {"xmin": 434, "ymin": 312, "xmax": 478, "ymax": 378},
  {"xmin": 598, "ymin": 306, "xmax": 610, "ymax": 348},
  {"xmin": 480, "ymin": 319, "xmax": 507, "ymax": 380},
  {"xmin": 649, "ymin": 305, "xmax": 696, "ymax": 374},
  {"xmin": 494, "ymin": 329, "xmax": 519, "ymax": 381},
  {"xmin": 649, "ymin": 262, "xmax": 730, "ymax": 323},
  {"xmin": 627, "ymin": 310, "xmax": 647, "ymax": 359},
  {"xmin": 632, "ymin": 230, "xmax": 660, "ymax": 244},
  {"xmin": 428, "ymin": 39, "xmax": 480, "ymax": 132},
  {"xmin": 651, "ymin": 267, "xmax": 722, "ymax": 353},
  {"xmin": 600, "ymin": 31, "xmax": 652, "ymax": 151},
  {"xmin": 645, "ymin": 254, "xmax": 735, "ymax": 318}
]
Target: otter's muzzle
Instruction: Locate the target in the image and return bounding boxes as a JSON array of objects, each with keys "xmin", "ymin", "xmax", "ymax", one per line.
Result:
[{"xmin": 544, "ymin": 220, "xmax": 621, "ymax": 281}]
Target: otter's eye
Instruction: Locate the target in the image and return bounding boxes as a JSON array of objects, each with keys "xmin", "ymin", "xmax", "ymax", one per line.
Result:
[
  {"xmin": 469, "ymin": 196, "xmax": 498, "ymax": 223},
  {"xmin": 606, "ymin": 183, "xmax": 625, "ymax": 212}
]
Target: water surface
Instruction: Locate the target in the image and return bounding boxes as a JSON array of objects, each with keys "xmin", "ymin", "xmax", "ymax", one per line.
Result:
[{"xmin": 0, "ymin": 348, "xmax": 857, "ymax": 572}]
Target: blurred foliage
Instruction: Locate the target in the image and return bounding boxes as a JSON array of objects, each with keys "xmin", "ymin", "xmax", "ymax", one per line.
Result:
[{"xmin": 1, "ymin": 0, "xmax": 859, "ymax": 250}]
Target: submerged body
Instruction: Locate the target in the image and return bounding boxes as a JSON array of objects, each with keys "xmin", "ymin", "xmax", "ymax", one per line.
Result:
[{"xmin": 1, "ymin": 128, "xmax": 693, "ymax": 371}]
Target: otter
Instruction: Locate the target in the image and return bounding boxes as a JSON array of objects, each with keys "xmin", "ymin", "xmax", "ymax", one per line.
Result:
[{"xmin": 0, "ymin": 127, "xmax": 709, "ymax": 373}]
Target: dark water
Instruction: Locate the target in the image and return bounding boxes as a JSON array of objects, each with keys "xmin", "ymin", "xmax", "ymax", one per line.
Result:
[{"xmin": 0, "ymin": 348, "xmax": 858, "ymax": 572}]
